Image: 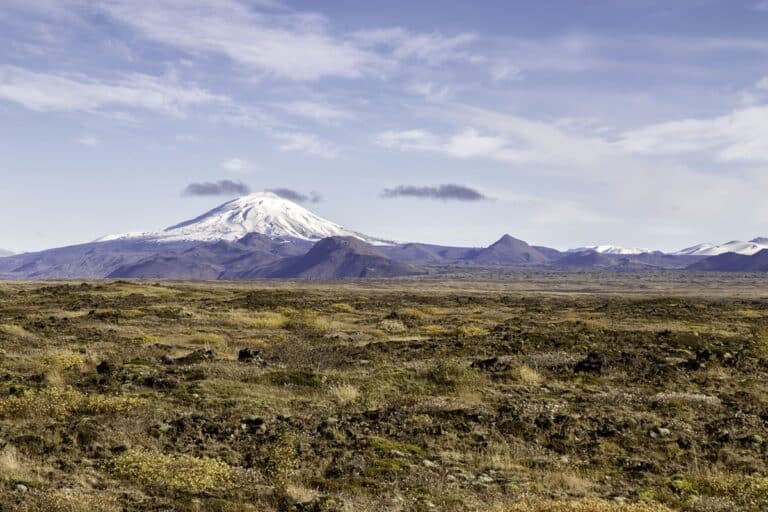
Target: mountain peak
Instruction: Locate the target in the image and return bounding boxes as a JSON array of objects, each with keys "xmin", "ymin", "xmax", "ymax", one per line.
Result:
[
  {"xmin": 471, "ymin": 235, "xmax": 549, "ymax": 265},
  {"xmin": 97, "ymin": 192, "xmax": 391, "ymax": 245},
  {"xmin": 491, "ymin": 234, "xmax": 526, "ymax": 246}
]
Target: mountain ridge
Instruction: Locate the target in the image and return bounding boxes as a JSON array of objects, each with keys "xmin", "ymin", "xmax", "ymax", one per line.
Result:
[
  {"xmin": 3, "ymin": 193, "xmax": 767, "ymax": 279},
  {"xmin": 674, "ymin": 238, "xmax": 768, "ymax": 256}
]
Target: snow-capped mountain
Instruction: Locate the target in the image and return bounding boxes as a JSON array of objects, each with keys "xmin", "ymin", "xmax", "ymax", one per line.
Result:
[
  {"xmin": 567, "ymin": 245, "xmax": 653, "ymax": 255},
  {"xmin": 0, "ymin": 249, "xmax": 13, "ymax": 257},
  {"xmin": 98, "ymin": 192, "xmax": 392, "ymax": 245},
  {"xmin": 674, "ymin": 238, "xmax": 768, "ymax": 256}
]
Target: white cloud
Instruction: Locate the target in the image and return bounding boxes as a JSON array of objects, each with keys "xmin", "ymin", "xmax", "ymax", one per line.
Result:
[
  {"xmin": 0, "ymin": 66, "xmax": 225, "ymax": 115},
  {"xmin": 98, "ymin": 0, "xmax": 384, "ymax": 81},
  {"xmin": 375, "ymin": 129, "xmax": 439, "ymax": 150},
  {"xmin": 78, "ymin": 135, "xmax": 98, "ymax": 146},
  {"xmin": 618, "ymin": 105, "xmax": 768, "ymax": 163},
  {"xmin": 221, "ymin": 158, "xmax": 250, "ymax": 172},
  {"xmin": 374, "ymin": 100, "xmax": 768, "ymax": 231},
  {"xmin": 489, "ymin": 61, "xmax": 521, "ymax": 81},
  {"xmin": 408, "ymin": 82, "xmax": 451, "ymax": 102},
  {"xmin": 273, "ymin": 131, "xmax": 338, "ymax": 158},
  {"xmin": 757, "ymin": 76, "xmax": 768, "ymax": 90},
  {"xmin": 376, "ymin": 127, "xmax": 543, "ymax": 163},
  {"xmin": 353, "ymin": 27, "xmax": 478, "ymax": 65},
  {"xmin": 278, "ymin": 101, "xmax": 351, "ymax": 124}
]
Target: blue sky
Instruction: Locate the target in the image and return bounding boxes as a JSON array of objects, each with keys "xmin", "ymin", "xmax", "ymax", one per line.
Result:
[{"xmin": 1, "ymin": 0, "xmax": 768, "ymax": 252}]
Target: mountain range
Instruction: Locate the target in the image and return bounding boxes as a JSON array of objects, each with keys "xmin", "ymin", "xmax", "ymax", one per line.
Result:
[
  {"xmin": 673, "ymin": 238, "xmax": 768, "ymax": 256},
  {"xmin": 1, "ymin": 192, "xmax": 767, "ymax": 279},
  {"xmin": 0, "ymin": 249, "xmax": 13, "ymax": 257}
]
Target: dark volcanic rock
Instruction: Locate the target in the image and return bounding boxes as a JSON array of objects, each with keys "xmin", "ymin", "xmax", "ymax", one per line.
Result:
[
  {"xmin": 238, "ymin": 348, "xmax": 267, "ymax": 366},
  {"xmin": 574, "ymin": 351, "xmax": 604, "ymax": 374},
  {"xmin": 96, "ymin": 361, "xmax": 112, "ymax": 375},
  {"xmin": 174, "ymin": 349, "xmax": 216, "ymax": 364}
]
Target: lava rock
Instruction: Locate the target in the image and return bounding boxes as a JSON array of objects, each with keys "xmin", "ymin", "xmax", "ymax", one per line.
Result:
[
  {"xmin": 574, "ymin": 351, "xmax": 604, "ymax": 374},
  {"xmin": 174, "ymin": 349, "xmax": 216, "ymax": 364},
  {"xmin": 96, "ymin": 361, "xmax": 112, "ymax": 374},
  {"xmin": 470, "ymin": 356, "xmax": 511, "ymax": 372},
  {"xmin": 238, "ymin": 348, "xmax": 267, "ymax": 366}
]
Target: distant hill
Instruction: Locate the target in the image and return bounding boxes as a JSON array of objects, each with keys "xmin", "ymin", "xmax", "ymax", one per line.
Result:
[
  {"xmin": 107, "ymin": 235, "xmax": 309, "ymax": 280},
  {"xmin": 379, "ymin": 242, "xmax": 478, "ymax": 264},
  {"xmin": 688, "ymin": 249, "xmax": 768, "ymax": 272},
  {"xmin": 468, "ymin": 235, "xmax": 551, "ymax": 266},
  {"xmin": 0, "ymin": 249, "xmax": 13, "ymax": 257},
  {"xmin": 554, "ymin": 250, "xmax": 615, "ymax": 268},
  {"xmin": 235, "ymin": 236, "xmax": 423, "ymax": 279},
  {"xmin": 553, "ymin": 250, "xmax": 703, "ymax": 270}
]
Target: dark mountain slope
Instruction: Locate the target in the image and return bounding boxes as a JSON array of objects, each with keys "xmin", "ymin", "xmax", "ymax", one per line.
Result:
[
  {"xmin": 554, "ymin": 250, "xmax": 615, "ymax": 268},
  {"xmin": 0, "ymin": 240, "xmax": 196, "ymax": 279},
  {"xmin": 379, "ymin": 243, "xmax": 478, "ymax": 264},
  {"xmin": 107, "ymin": 255, "xmax": 224, "ymax": 280},
  {"xmin": 234, "ymin": 237, "xmax": 423, "ymax": 279},
  {"xmin": 688, "ymin": 249, "xmax": 768, "ymax": 271}
]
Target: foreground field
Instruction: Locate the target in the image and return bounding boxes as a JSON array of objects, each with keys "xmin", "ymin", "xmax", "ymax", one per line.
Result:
[{"xmin": 1, "ymin": 274, "xmax": 768, "ymax": 511}]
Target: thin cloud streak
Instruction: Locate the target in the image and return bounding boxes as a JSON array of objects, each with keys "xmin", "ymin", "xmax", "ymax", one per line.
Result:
[
  {"xmin": 182, "ymin": 180, "xmax": 250, "ymax": 197},
  {"xmin": 266, "ymin": 188, "xmax": 322, "ymax": 203},
  {"xmin": 0, "ymin": 66, "xmax": 225, "ymax": 115},
  {"xmin": 382, "ymin": 184, "xmax": 488, "ymax": 201}
]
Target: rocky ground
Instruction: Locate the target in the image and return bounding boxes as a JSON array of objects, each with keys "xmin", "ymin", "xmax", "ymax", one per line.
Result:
[{"xmin": 0, "ymin": 274, "xmax": 767, "ymax": 511}]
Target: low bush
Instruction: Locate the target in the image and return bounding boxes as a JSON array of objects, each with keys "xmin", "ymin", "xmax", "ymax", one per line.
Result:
[{"xmin": 112, "ymin": 449, "xmax": 233, "ymax": 493}]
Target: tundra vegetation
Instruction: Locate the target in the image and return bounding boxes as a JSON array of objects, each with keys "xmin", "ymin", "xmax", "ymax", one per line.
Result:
[{"xmin": 0, "ymin": 272, "xmax": 768, "ymax": 511}]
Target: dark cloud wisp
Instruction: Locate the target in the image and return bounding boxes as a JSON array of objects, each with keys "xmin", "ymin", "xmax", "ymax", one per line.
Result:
[
  {"xmin": 266, "ymin": 188, "xmax": 322, "ymax": 203},
  {"xmin": 381, "ymin": 184, "xmax": 488, "ymax": 201},
  {"xmin": 183, "ymin": 180, "xmax": 251, "ymax": 197}
]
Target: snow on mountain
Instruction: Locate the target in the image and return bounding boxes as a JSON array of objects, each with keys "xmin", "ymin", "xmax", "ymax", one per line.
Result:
[
  {"xmin": 567, "ymin": 245, "xmax": 652, "ymax": 255},
  {"xmin": 98, "ymin": 192, "xmax": 392, "ymax": 245},
  {"xmin": 0, "ymin": 249, "xmax": 13, "ymax": 257},
  {"xmin": 674, "ymin": 239, "xmax": 768, "ymax": 256}
]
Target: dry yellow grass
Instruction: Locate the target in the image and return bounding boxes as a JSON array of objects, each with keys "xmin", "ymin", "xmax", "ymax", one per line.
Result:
[
  {"xmin": 497, "ymin": 499, "xmax": 674, "ymax": 512},
  {"xmin": 223, "ymin": 310, "xmax": 288, "ymax": 329},
  {"xmin": 517, "ymin": 365, "xmax": 544, "ymax": 385},
  {"xmin": 331, "ymin": 302, "xmax": 356, "ymax": 313},
  {"xmin": 0, "ymin": 445, "xmax": 21, "ymax": 473},
  {"xmin": 112, "ymin": 449, "xmax": 233, "ymax": 493},
  {"xmin": 456, "ymin": 324, "xmax": 490, "ymax": 337},
  {"xmin": 0, "ymin": 387, "xmax": 144, "ymax": 419},
  {"xmin": 378, "ymin": 318, "xmax": 407, "ymax": 333},
  {"xmin": 0, "ymin": 323, "xmax": 35, "ymax": 339},
  {"xmin": 41, "ymin": 349, "xmax": 87, "ymax": 370},
  {"xmin": 19, "ymin": 491, "xmax": 121, "ymax": 512},
  {"xmin": 329, "ymin": 383, "xmax": 360, "ymax": 405}
]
